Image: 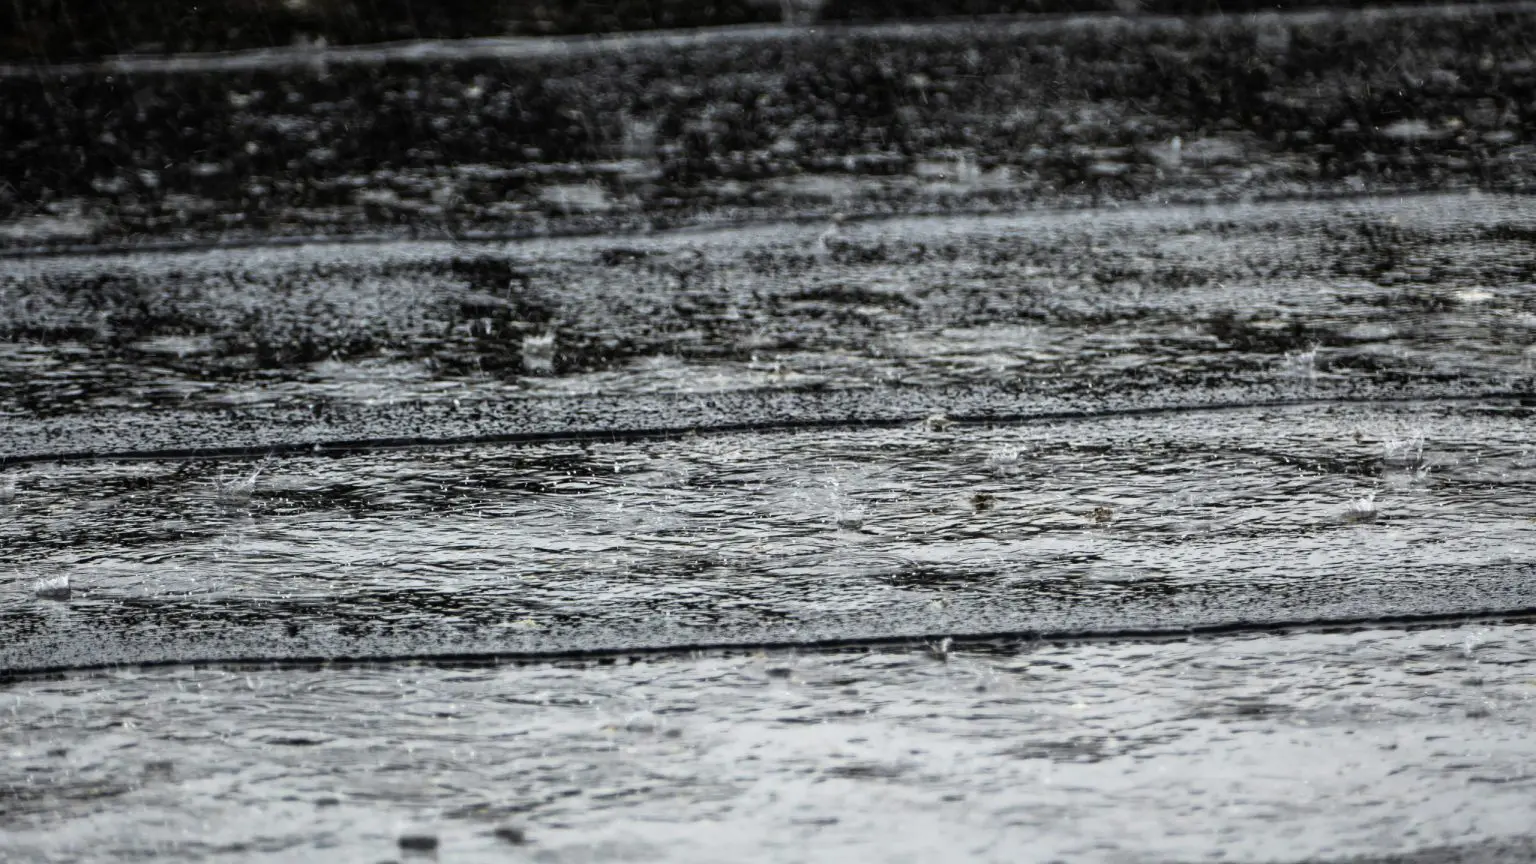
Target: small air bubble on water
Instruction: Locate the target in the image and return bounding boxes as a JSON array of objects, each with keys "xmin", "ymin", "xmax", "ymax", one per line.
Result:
[
  {"xmin": 1382, "ymin": 430, "xmax": 1427, "ymax": 466},
  {"xmin": 1343, "ymin": 491, "xmax": 1378, "ymax": 523},
  {"xmin": 33, "ymin": 574, "xmax": 71, "ymax": 600},
  {"xmin": 985, "ymin": 446, "xmax": 1022, "ymax": 476},
  {"xmin": 215, "ymin": 458, "xmax": 270, "ymax": 505},
  {"xmin": 1279, "ymin": 345, "xmax": 1319, "ymax": 381},
  {"xmin": 521, "ymin": 332, "xmax": 556, "ymax": 374}
]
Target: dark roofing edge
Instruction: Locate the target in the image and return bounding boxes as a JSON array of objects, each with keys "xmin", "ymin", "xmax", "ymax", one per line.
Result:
[
  {"xmin": 8, "ymin": 188, "xmax": 1528, "ymax": 263},
  {"xmin": 6, "ymin": 605, "xmax": 1536, "ymax": 683},
  {"xmin": 6, "ymin": 1, "xmax": 1534, "ymax": 78},
  {"xmin": 4, "ymin": 390, "xmax": 1532, "ymax": 469}
]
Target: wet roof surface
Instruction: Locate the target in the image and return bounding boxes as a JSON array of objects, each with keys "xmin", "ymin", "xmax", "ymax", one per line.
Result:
[
  {"xmin": 2, "ymin": 3, "xmax": 1535, "ymax": 861},
  {"xmin": 5, "ymin": 626, "xmax": 1536, "ymax": 863}
]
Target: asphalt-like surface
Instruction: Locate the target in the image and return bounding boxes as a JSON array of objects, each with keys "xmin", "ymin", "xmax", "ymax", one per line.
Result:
[
  {"xmin": 5, "ymin": 193, "xmax": 1532, "ymax": 460},
  {"xmin": 3, "ymin": 4, "xmax": 1536, "ymax": 861},
  {"xmin": 6, "ymin": 399, "xmax": 1535, "ymax": 672},
  {"xmin": 5, "ymin": 625, "xmax": 1536, "ymax": 863},
  {"xmin": 5, "ymin": 3, "xmax": 1536, "ymax": 251},
  {"xmin": 4, "ymin": 192, "xmax": 1536, "ymax": 674}
]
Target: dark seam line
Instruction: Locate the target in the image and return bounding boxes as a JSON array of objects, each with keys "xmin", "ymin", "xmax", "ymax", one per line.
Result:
[
  {"xmin": 4, "ymin": 390, "xmax": 1531, "ymax": 468},
  {"xmin": 3, "ymin": 0, "xmax": 1532, "ymax": 81},
  {"xmin": 3, "ymin": 188, "xmax": 1526, "ymax": 261},
  {"xmin": 6, "ymin": 606, "xmax": 1536, "ymax": 682}
]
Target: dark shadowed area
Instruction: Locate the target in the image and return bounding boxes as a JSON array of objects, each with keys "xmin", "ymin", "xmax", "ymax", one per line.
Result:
[{"xmin": 1, "ymin": 0, "xmax": 1511, "ymax": 61}]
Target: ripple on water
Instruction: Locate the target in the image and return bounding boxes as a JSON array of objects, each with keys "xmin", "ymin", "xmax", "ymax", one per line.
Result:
[
  {"xmin": 3, "ymin": 401, "xmax": 1535, "ymax": 669},
  {"xmin": 3, "ymin": 625, "xmax": 1536, "ymax": 862}
]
